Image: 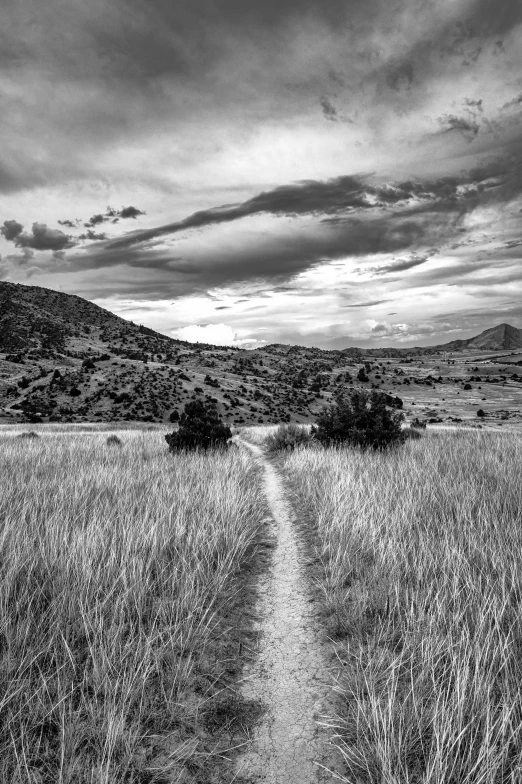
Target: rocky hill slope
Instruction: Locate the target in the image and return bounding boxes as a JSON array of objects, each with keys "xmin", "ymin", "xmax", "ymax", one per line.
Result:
[{"xmin": 1, "ymin": 281, "xmax": 521, "ymax": 426}]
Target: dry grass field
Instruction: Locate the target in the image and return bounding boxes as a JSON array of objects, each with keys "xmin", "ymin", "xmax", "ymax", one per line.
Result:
[
  {"xmin": 0, "ymin": 429, "xmax": 268, "ymax": 783},
  {"xmin": 282, "ymin": 431, "xmax": 522, "ymax": 783}
]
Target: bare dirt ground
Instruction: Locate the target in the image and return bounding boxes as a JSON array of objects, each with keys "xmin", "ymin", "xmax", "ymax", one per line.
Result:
[{"xmin": 234, "ymin": 439, "xmax": 344, "ymax": 783}]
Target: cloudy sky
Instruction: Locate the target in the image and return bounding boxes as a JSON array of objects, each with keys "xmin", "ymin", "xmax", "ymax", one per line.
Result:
[{"xmin": 1, "ymin": 0, "xmax": 521, "ymax": 348}]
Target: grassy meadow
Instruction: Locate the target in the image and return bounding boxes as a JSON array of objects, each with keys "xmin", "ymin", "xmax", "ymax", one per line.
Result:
[
  {"xmin": 0, "ymin": 429, "xmax": 268, "ymax": 783},
  {"xmin": 281, "ymin": 430, "xmax": 522, "ymax": 783}
]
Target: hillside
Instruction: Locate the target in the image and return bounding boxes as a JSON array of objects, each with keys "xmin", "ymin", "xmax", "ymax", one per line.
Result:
[
  {"xmin": 462, "ymin": 323, "xmax": 522, "ymax": 351},
  {"xmin": 1, "ymin": 281, "xmax": 522, "ymax": 427}
]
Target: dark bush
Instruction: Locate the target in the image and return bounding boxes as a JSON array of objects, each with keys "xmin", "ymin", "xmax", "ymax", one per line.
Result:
[
  {"xmin": 165, "ymin": 399, "xmax": 231, "ymax": 451},
  {"xmin": 314, "ymin": 390, "xmax": 405, "ymax": 450},
  {"xmin": 106, "ymin": 435, "xmax": 123, "ymax": 446},
  {"xmin": 169, "ymin": 410, "xmax": 180, "ymax": 423},
  {"xmin": 357, "ymin": 367, "xmax": 369, "ymax": 382},
  {"xmin": 383, "ymin": 393, "xmax": 403, "ymax": 409},
  {"xmin": 17, "ymin": 431, "xmax": 40, "ymax": 440},
  {"xmin": 477, "ymin": 409, "xmax": 486, "ymax": 418},
  {"xmin": 264, "ymin": 423, "xmax": 312, "ymax": 453},
  {"xmin": 82, "ymin": 358, "xmax": 96, "ymax": 369},
  {"xmin": 463, "ymin": 383, "xmax": 472, "ymax": 390},
  {"xmin": 69, "ymin": 387, "xmax": 81, "ymax": 397}
]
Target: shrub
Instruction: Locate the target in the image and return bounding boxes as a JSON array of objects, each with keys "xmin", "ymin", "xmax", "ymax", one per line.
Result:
[
  {"xmin": 264, "ymin": 423, "xmax": 312, "ymax": 453},
  {"xmin": 383, "ymin": 393, "xmax": 403, "ymax": 409},
  {"xmin": 315, "ymin": 390, "xmax": 405, "ymax": 450},
  {"xmin": 357, "ymin": 367, "xmax": 369, "ymax": 382},
  {"xmin": 165, "ymin": 399, "xmax": 231, "ymax": 452},
  {"xmin": 106, "ymin": 435, "xmax": 123, "ymax": 446},
  {"xmin": 17, "ymin": 431, "xmax": 40, "ymax": 440},
  {"xmin": 169, "ymin": 410, "xmax": 180, "ymax": 423},
  {"xmin": 477, "ymin": 408, "xmax": 486, "ymax": 418}
]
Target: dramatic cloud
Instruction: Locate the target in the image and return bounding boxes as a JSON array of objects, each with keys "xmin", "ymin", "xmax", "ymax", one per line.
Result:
[
  {"xmin": 1, "ymin": 220, "xmax": 23, "ymax": 242},
  {"xmin": 83, "ymin": 206, "xmax": 145, "ymax": 227},
  {"xmin": 118, "ymin": 206, "xmax": 145, "ymax": 219},
  {"xmin": 1, "ymin": 221, "xmax": 73, "ymax": 251},
  {"xmin": 1, "ymin": 0, "xmax": 521, "ymax": 346},
  {"xmin": 78, "ymin": 229, "xmax": 108, "ymax": 241}
]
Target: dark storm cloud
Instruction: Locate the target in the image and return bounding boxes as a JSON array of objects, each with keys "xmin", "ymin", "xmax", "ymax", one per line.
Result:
[
  {"xmin": 83, "ymin": 206, "xmax": 145, "ymax": 228},
  {"xmin": 64, "ymin": 153, "xmax": 522, "ymax": 300},
  {"xmin": 98, "ymin": 168, "xmax": 495, "ymax": 254},
  {"xmin": 1, "ymin": 220, "xmax": 23, "ymax": 241},
  {"xmin": 71, "ymin": 203, "xmax": 464, "ymax": 301},
  {"xmin": 1, "ymin": 220, "xmax": 74, "ymax": 251},
  {"xmin": 118, "ymin": 206, "xmax": 145, "ymax": 219},
  {"xmin": 0, "ymin": 0, "xmax": 520, "ymax": 202},
  {"xmin": 78, "ymin": 229, "xmax": 108, "ymax": 241}
]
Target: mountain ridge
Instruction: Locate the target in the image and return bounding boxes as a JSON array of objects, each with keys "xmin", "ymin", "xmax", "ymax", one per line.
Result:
[
  {"xmin": 1, "ymin": 281, "xmax": 521, "ymax": 355},
  {"xmin": 1, "ymin": 281, "xmax": 522, "ymax": 426}
]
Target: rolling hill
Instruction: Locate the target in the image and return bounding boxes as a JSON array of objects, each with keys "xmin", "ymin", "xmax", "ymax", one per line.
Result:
[{"xmin": 1, "ymin": 281, "xmax": 521, "ymax": 426}]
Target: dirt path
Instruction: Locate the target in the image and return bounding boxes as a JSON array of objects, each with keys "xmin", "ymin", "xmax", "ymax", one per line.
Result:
[{"xmin": 235, "ymin": 439, "xmax": 343, "ymax": 783}]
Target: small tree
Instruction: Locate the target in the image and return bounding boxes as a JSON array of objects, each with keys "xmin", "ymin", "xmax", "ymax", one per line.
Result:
[
  {"xmin": 357, "ymin": 367, "xmax": 369, "ymax": 383},
  {"xmin": 165, "ymin": 399, "xmax": 231, "ymax": 451},
  {"xmin": 477, "ymin": 408, "xmax": 486, "ymax": 418},
  {"xmin": 314, "ymin": 390, "xmax": 405, "ymax": 450}
]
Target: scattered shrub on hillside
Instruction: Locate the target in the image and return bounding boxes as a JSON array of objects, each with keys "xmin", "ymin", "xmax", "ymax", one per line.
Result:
[
  {"xmin": 477, "ymin": 408, "xmax": 486, "ymax": 418},
  {"xmin": 106, "ymin": 435, "xmax": 123, "ymax": 446},
  {"xmin": 357, "ymin": 367, "xmax": 369, "ymax": 382},
  {"xmin": 264, "ymin": 423, "xmax": 312, "ymax": 453},
  {"xmin": 69, "ymin": 387, "xmax": 81, "ymax": 397},
  {"xmin": 315, "ymin": 390, "xmax": 405, "ymax": 450},
  {"xmin": 169, "ymin": 409, "xmax": 180, "ymax": 423},
  {"xmin": 165, "ymin": 398, "xmax": 231, "ymax": 451}
]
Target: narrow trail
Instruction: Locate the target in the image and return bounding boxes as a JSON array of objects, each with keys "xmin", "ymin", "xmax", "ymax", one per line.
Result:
[{"xmin": 235, "ymin": 439, "xmax": 344, "ymax": 783}]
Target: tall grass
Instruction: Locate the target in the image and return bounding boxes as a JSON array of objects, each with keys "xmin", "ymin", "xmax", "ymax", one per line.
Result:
[
  {"xmin": 0, "ymin": 430, "xmax": 267, "ymax": 783},
  {"xmin": 283, "ymin": 431, "xmax": 522, "ymax": 783}
]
